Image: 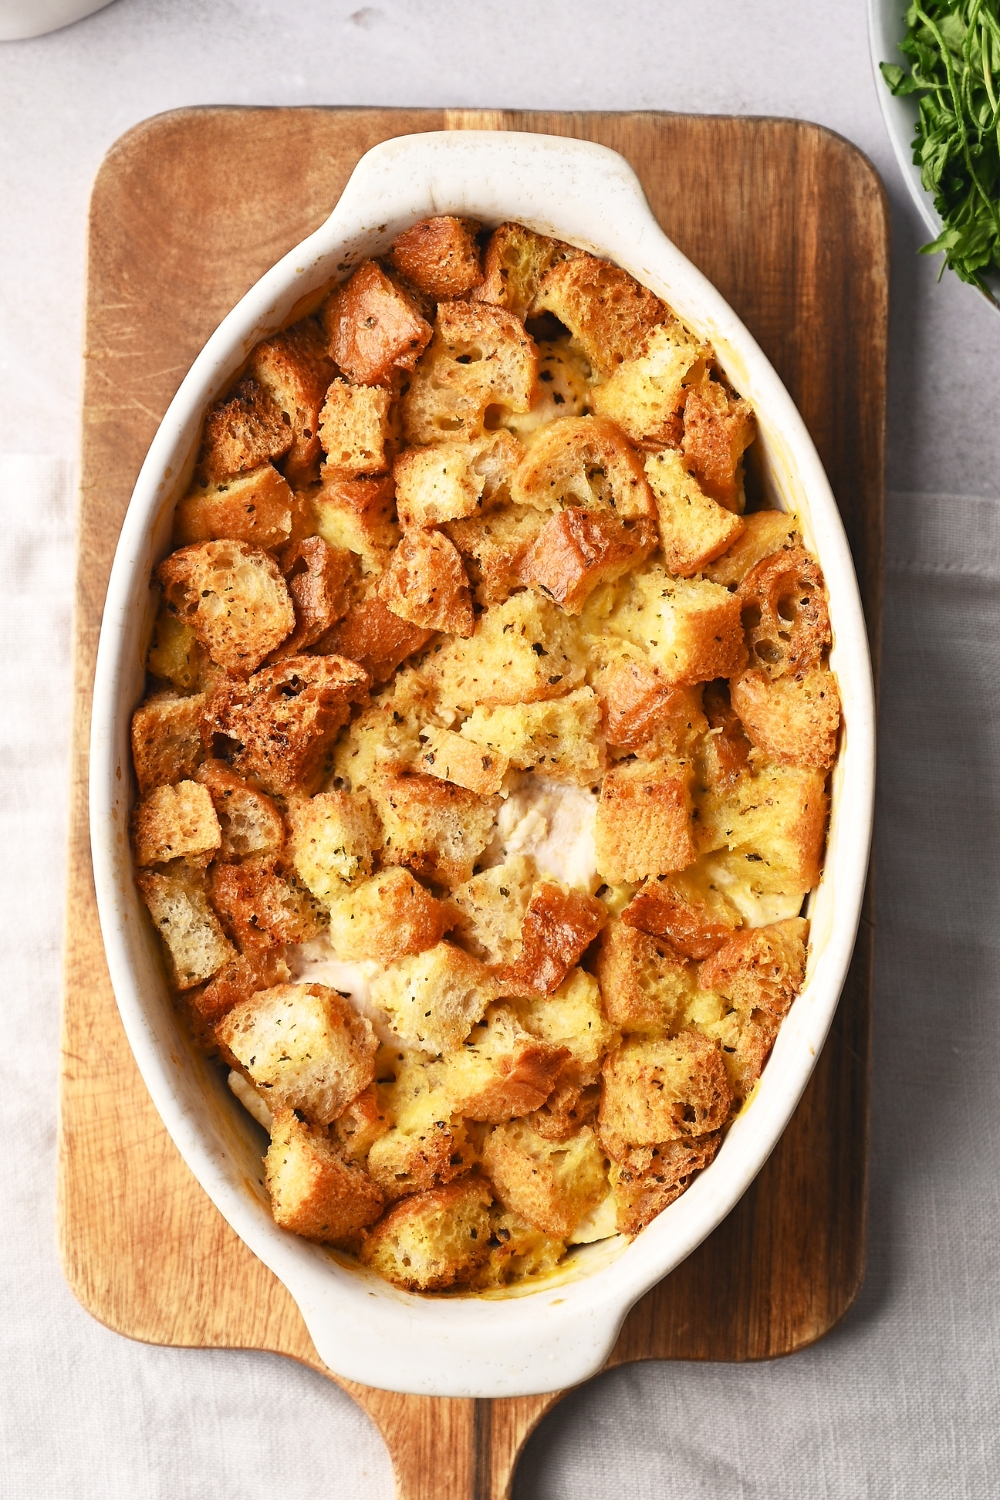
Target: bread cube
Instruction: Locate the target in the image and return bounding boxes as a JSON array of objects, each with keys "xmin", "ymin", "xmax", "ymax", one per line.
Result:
[
  {"xmin": 389, "ymin": 215, "xmax": 483, "ymax": 300},
  {"xmin": 475, "ymin": 222, "xmax": 579, "ymax": 320},
  {"xmin": 609, "ymin": 1132, "xmax": 721, "ymax": 1235},
  {"xmin": 359, "ymin": 1178, "xmax": 493, "ymax": 1290},
  {"xmin": 522, "ymin": 508, "xmax": 657, "ymax": 613},
  {"xmin": 403, "ymin": 301, "xmax": 537, "ymax": 446},
  {"xmin": 731, "ymin": 667, "xmax": 841, "ymax": 770},
  {"xmin": 429, "ymin": 591, "xmax": 586, "ymax": 712},
  {"xmin": 532, "ymin": 256, "xmax": 669, "ymax": 375},
  {"xmin": 156, "ymin": 540, "xmax": 295, "ymax": 676},
  {"xmin": 482, "ymin": 1119, "xmax": 607, "ymax": 1236},
  {"xmin": 681, "ymin": 376, "xmax": 756, "ymax": 511},
  {"xmin": 440, "ymin": 1005, "xmax": 568, "ymax": 1122},
  {"xmin": 132, "ymin": 779, "xmax": 221, "ymax": 867},
  {"xmin": 209, "ymin": 856, "xmax": 323, "ymax": 951},
  {"xmin": 186, "ymin": 949, "xmax": 289, "ymax": 1044},
  {"xmin": 510, "ymin": 416, "xmax": 655, "ymax": 520},
  {"xmin": 216, "ymin": 982, "xmax": 376, "ymax": 1124},
  {"xmin": 313, "ymin": 472, "xmax": 398, "ymax": 574},
  {"xmin": 195, "ymin": 758, "xmax": 285, "ymax": 862},
  {"xmin": 248, "ymin": 317, "xmax": 336, "ymax": 487},
  {"xmin": 738, "ymin": 546, "xmax": 831, "ymax": 680},
  {"xmin": 595, "ymin": 919, "xmax": 694, "ymax": 1034},
  {"xmin": 323, "ymin": 260, "xmax": 432, "ymax": 387},
  {"xmin": 514, "ymin": 968, "xmax": 618, "ymax": 1084},
  {"xmin": 330, "ymin": 702, "xmax": 424, "ymax": 794},
  {"xmin": 595, "ymin": 759, "xmax": 697, "ymax": 883},
  {"xmin": 376, "ymin": 528, "xmax": 474, "ymax": 638},
  {"xmin": 328, "ymin": 867, "xmax": 452, "ymax": 965},
  {"xmin": 703, "ymin": 509, "xmax": 801, "ymax": 588},
  {"xmin": 496, "ymin": 880, "xmax": 607, "ymax": 997},
  {"xmin": 146, "ymin": 609, "xmax": 211, "ymax": 694},
  {"xmin": 644, "ymin": 448, "xmax": 745, "ymax": 576},
  {"xmin": 137, "ymin": 863, "xmax": 235, "ymax": 990},
  {"xmin": 701, "ymin": 678, "xmax": 752, "ymax": 790},
  {"xmin": 323, "ymin": 593, "xmax": 434, "ymax": 683},
  {"xmin": 285, "ymin": 789, "xmax": 378, "ymax": 903},
  {"xmin": 270, "ymin": 535, "xmax": 353, "ymax": 659},
  {"xmin": 331, "ymin": 1082, "xmax": 389, "ymax": 1162},
  {"xmin": 698, "ymin": 916, "xmax": 808, "ymax": 1021},
  {"xmin": 318, "ymin": 380, "xmax": 393, "ymax": 475},
  {"xmin": 471, "ymin": 1206, "xmax": 566, "ymax": 1289},
  {"xmin": 416, "ymin": 726, "xmax": 509, "ymax": 796},
  {"xmin": 591, "ymin": 323, "xmax": 709, "ymax": 446},
  {"xmin": 444, "ymin": 504, "xmax": 549, "ymax": 607},
  {"xmin": 606, "ymin": 565, "xmax": 747, "ymax": 687},
  {"xmin": 366, "ymin": 1116, "xmax": 477, "ymax": 1202},
  {"xmin": 198, "ymin": 376, "xmax": 292, "ymax": 485},
  {"xmin": 393, "ymin": 442, "xmax": 484, "ymax": 528},
  {"xmin": 265, "ymin": 1108, "xmax": 384, "ymax": 1244},
  {"xmin": 459, "ymin": 686, "xmax": 605, "ymax": 787},
  {"xmin": 695, "ymin": 760, "xmax": 828, "ymax": 892},
  {"xmin": 594, "ymin": 652, "xmax": 706, "ymax": 755},
  {"xmin": 174, "ymin": 464, "xmax": 302, "ymax": 549},
  {"xmin": 599, "ymin": 1031, "xmax": 731, "ymax": 1159},
  {"xmin": 131, "ymin": 692, "xmax": 206, "ymax": 795},
  {"xmin": 369, "ymin": 941, "xmax": 498, "ymax": 1053},
  {"xmin": 448, "ymin": 857, "xmax": 536, "ymax": 965},
  {"xmin": 202, "ymin": 653, "xmax": 369, "ymax": 798},
  {"xmin": 527, "ymin": 1077, "xmax": 602, "ymax": 1142},
  {"xmin": 697, "ymin": 1008, "xmax": 778, "ymax": 1101},
  {"xmin": 621, "ymin": 867, "xmax": 741, "ymax": 960},
  {"xmin": 371, "ymin": 771, "xmax": 497, "ymax": 887}
]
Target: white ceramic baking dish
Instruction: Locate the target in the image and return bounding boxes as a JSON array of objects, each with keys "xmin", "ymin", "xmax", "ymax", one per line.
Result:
[{"xmin": 90, "ymin": 129, "xmax": 875, "ymax": 1398}]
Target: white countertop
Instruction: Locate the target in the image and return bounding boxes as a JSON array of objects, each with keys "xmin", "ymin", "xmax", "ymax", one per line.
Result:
[{"xmin": 2, "ymin": 1, "xmax": 999, "ymax": 1495}]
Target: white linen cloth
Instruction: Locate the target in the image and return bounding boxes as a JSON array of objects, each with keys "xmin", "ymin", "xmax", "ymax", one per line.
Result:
[{"xmin": 2, "ymin": 2, "xmax": 1000, "ymax": 1496}]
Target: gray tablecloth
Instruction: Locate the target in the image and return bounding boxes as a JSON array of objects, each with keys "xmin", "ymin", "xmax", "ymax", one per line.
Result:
[{"xmin": 3, "ymin": 2, "xmax": 999, "ymax": 1495}]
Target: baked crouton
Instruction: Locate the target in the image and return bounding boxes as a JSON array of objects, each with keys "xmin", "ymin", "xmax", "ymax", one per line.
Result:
[
  {"xmin": 701, "ymin": 679, "xmax": 752, "ymax": 790},
  {"xmin": 459, "ymin": 686, "xmax": 606, "ymax": 786},
  {"xmin": 322, "ymin": 592, "xmax": 434, "ymax": 683},
  {"xmin": 216, "ymin": 983, "xmax": 376, "ymax": 1124},
  {"xmin": 695, "ymin": 760, "xmax": 828, "ymax": 893},
  {"xmin": 136, "ymin": 863, "xmax": 235, "ymax": 989},
  {"xmin": 731, "ymin": 667, "xmax": 841, "ymax": 770},
  {"xmin": 621, "ymin": 868, "xmax": 741, "ymax": 959},
  {"xmin": 198, "ymin": 377, "xmax": 292, "ymax": 485},
  {"xmin": 738, "ymin": 547, "xmax": 832, "ymax": 680},
  {"xmin": 328, "ymin": 867, "xmax": 452, "ymax": 966},
  {"xmin": 332, "ymin": 1083, "xmax": 389, "ymax": 1162},
  {"xmin": 510, "ymin": 416, "xmax": 655, "ymax": 520},
  {"xmin": 483, "ymin": 1119, "xmax": 607, "ymax": 1236},
  {"xmin": 514, "ymin": 968, "xmax": 618, "ymax": 1086},
  {"xmin": 324, "ymin": 260, "xmax": 432, "ymax": 387},
  {"xmin": 532, "ymin": 256, "xmax": 669, "ymax": 375},
  {"xmin": 146, "ymin": 610, "xmax": 211, "ymax": 694},
  {"xmin": 359, "ymin": 1178, "xmax": 493, "ymax": 1290},
  {"xmin": 496, "ymin": 881, "xmax": 607, "ymax": 997},
  {"xmin": 403, "ymin": 301, "xmax": 537, "ymax": 446},
  {"xmin": 475, "ymin": 222, "xmax": 579, "ymax": 320},
  {"xmin": 285, "ymin": 789, "xmax": 378, "ymax": 903},
  {"xmin": 595, "ymin": 920, "xmax": 694, "ymax": 1034},
  {"xmin": 594, "ymin": 653, "xmax": 706, "ymax": 756},
  {"xmin": 195, "ymin": 759, "xmax": 285, "ymax": 862},
  {"xmin": 366, "ymin": 1116, "xmax": 477, "ymax": 1202},
  {"xmin": 248, "ymin": 318, "xmax": 336, "ymax": 486},
  {"xmin": 609, "ymin": 1132, "xmax": 721, "ymax": 1235},
  {"xmin": 330, "ymin": 701, "xmax": 423, "ymax": 793},
  {"xmin": 202, "ymin": 654, "xmax": 369, "ymax": 797},
  {"xmin": 318, "ymin": 380, "xmax": 393, "ymax": 475},
  {"xmin": 131, "ymin": 692, "xmax": 206, "ymax": 795},
  {"xmin": 599, "ymin": 1031, "xmax": 731, "ymax": 1159},
  {"xmin": 682, "ymin": 377, "xmax": 756, "ymax": 512},
  {"xmin": 444, "ymin": 504, "xmax": 548, "ymax": 607},
  {"xmin": 174, "ymin": 464, "xmax": 303, "ymax": 549},
  {"xmin": 698, "ymin": 917, "xmax": 808, "ymax": 1021},
  {"xmin": 703, "ymin": 509, "xmax": 801, "ymax": 588},
  {"xmin": 389, "ymin": 216, "xmax": 483, "ymax": 300},
  {"xmin": 393, "ymin": 442, "xmax": 485, "ymax": 528},
  {"xmin": 156, "ymin": 540, "xmax": 294, "ymax": 676},
  {"xmin": 265, "ymin": 1108, "xmax": 384, "ymax": 1244},
  {"xmin": 644, "ymin": 449, "xmax": 745, "ymax": 576},
  {"xmin": 442, "ymin": 1005, "xmax": 568, "ymax": 1121},
  {"xmin": 429, "ymin": 591, "xmax": 586, "ymax": 712},
  {"xmin": 471, "ymin": 1206, "xmax": 566, "ymax": 1289},
  {"xmin": 448, "ymin": 857, "xmax": 536, "ymax": 966},
  {"xmin": 376, "ymin": 528, "xmax": 474, "ymax": 637},
  {"xmin": 522, "ymin": 508, "xmax": 658, "ymax": 613},
  {"xmin": 132, "ymin": 779, "xmax": 221, "ymax": 867},
  {"xmin": 591, "ymin": 323, "xmax": 709, "ymax": 446},
  {"xmin": 416, "ymin": 726, "xmax": 509, "ymax": 796},
  {"xmin": 312, "ymin": 472, "xmax": 398, "ymax": 574},
  {"xmin": 270, "ymin": 535, "xmax": 353, "ymax": 659},
  {"xmin": 209, "ymin": 856, "xmax": 323, "ymax": 951},
  {"xmin": 371, "ymin": 771, "xmax": 498, "ymax": 887},
  {"xmin": 369, "ymin": 942, "xmax": 498, "ymax": 1053},
  {"xmin": 698, "ymin": 1008, "xmax": 779, "ymax": 1101},
  {"xmin": 185, "ymin": 949, "xmax": 289, "ymax": 1043},
  {"xmin": 594, "ymin": 759, "xmax": 697, "ymax": 883},
  {"xmin": 607, "ymin": 565, "xmax": 747, "ymax": 687}
]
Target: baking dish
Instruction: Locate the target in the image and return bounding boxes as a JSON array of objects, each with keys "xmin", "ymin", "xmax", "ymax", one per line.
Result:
[{"xmin": 90, "ymin": 129, "xmax": 875, "ymax": 1397}]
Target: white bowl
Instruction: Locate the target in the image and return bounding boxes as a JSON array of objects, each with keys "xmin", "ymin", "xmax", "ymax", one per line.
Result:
[
  {"xmin": 90, "ymin": 130, "xmax": 875, "ymax": 1398},
  {"xmin": 869, "ymin": 0, "xmax": 1000, "ymax": 309}
]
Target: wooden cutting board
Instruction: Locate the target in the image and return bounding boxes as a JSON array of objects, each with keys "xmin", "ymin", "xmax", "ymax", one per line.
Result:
[{"xmin": 58, "ymin": 106, "xmax": 886, "ymax": 1500}]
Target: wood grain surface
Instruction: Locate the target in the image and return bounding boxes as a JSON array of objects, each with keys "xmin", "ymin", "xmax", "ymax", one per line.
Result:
[{"xmin": 58, "ymin": 107, "xmax": 887, "ymax": 1500}]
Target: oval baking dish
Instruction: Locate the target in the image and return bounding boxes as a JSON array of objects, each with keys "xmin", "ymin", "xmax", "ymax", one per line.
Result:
[{"xmin": 90, "ymin": 130, "xmax": 875, "ymax": 1397}]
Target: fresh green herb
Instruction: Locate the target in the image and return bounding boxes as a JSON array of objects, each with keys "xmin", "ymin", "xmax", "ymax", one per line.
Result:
[{"xmin": 881, "ymin": 0, "xmax": 1000, "ymax": 289}]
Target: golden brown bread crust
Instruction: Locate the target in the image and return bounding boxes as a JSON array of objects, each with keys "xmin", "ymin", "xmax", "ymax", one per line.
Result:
[
  {"xmin": 157, "ymin": 540, "xmax": 295, "ymax": 677},
  {"xmin": 265, "ymin": 1108, "xmax": 384, "ymax": 1245},
  {"xmin": 681, "ymin": 377, "xmax": 756, "ymax": 511},
  {"xmin": 415, "ymin": 726, "xmax": 509, "ymax": 797},
  {"xmin": 482, "ymin": 1120, "xmax": 607, "ymax": 1236},
  {"xmin": 174, "ymin": 465, "xmax": 303, "ymax": 550},
  {"xmin": 198, "ymin": 377, "xmax": 293, "ymax": 485},
  {"xmin": 312, "ymin": 471, "xmax": 399, "ymax": 574},
  {"xmin": 701, "ymin": 679, "xmax": 753, "ymax": 789},
  {"xmin": 366, "ymin": 1119, "xmax": 476, "ymax": 1202},
  {"xmin": 403, "ymin": 301, "xmax": 537, "ymax": 446},
  {"xmin": 248, "ymin": 317, "xmax": 336, "ymax": 487},
  {"xmin": 474, "ymin": 222, "xmax": 580, "ymax": 320},
  {"xmin": 132, "ymin": 780, "xmax": 221, "ymax": 867},
  {"xmin": 318, "ymin": 380, "xmax": 393, "ymax": 475},
  {"xmin": 532, "ymin": 254, "xmax": 670, "ymax": 375},
  {"xmin": 595, "ymin": 759, "xmax": 697, "ymax": 884},
  {"xmin": 595, "ymin": 920, "xmax": 691, "ymax": 1034},
  {"xmin": 389, "ymin": 216, "xmax": 483, "ymax": 300},
  {"xmin": 320, "ymin": 591, "xmax": 434, "ymax": 683},
  {"xmin": 131, "ymin": 693, "xmax": 206, "ymax": 796},
  {"xmin": 371, "ymin": 771, "xmax": 498, "ymax": 888},
  {"xmin": 268, "ymin": 535, "xmax": 354, "ymax": 660},
  {"xmin": 323, "ymin": 260, "xmax": 432, "ymax": 386},
  {"xmin": 209, "ymin": 856, "xmax": 322, "ymax": 952},
  {"xmin": 375, "ymin": 528, "xmax": 475, "ymax": 638},
  {"xmin": 511, "ymin": 415, "xmax": 656, "ymax": 519},
  {"xmin": 327, "ymin": 866, "xmax": 453, "ymax": 966},
  {"xmin": 621, "ymin": 873, "xmax": 740, "ymax": 960},
  {"xmin": 703, "ymin": 509, "xmax": 801, "ymax": 588},
  {"xmin": 595, "ymin": 655, "xmax": 706, "ymax": 755},
  {"xmin": 599, "ymin": 1030, "xmax": 732, "ymax": 1160},
  {"xmin": 697, "ymin": 917, "xmax": 808, "ymax": 1021},
  {"xmin": 443, "ymin": 504, "xmax": 548, "ymax": 607},
  {"xmin": 644, "ymin": 448, "xmax": 745, "ymax": 576},
  {"xmin": 731, "ymin": 666, "xmax": 841, "ymax": 770},
  {"xmin": 359, "ymin": 1178, "xmax": 493, "ymax": 1290},
  {"xmin": 135, "ymin": 863, "xmax": 235, "ymax": 990},
  {"xmin": 185, "ymin": 949, "xmax": 290, "ymax": 1045},
  {"xmin": 521, "ymin": 508, "xmax": 657, "ymax": 614},
  {"xmin": 496, "ymin": 882, "xmax": 607, "ymax": 998},
  {"xmin": 737, "ymin": 547, "xmax": 832, "ymax": 681},
  {"xmin": 610, "ymin": 1132, "xmax": 722, "ymax": 1234}
]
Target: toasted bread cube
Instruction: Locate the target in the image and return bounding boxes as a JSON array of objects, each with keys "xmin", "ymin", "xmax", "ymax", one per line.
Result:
[
  {"xmin": 441, "ymin": 1005, "xmax": 568, "ymax": 1122},
  {"xmin": 137, "ymin": 863, "xmax": 235, "ymax": 990},
  {"xmin": 146, "ymin": 609, "xmax": 211, "ymax": 694},
  {"xmin": 474, "ymin": 222, "xmax": 579, "ymax": 320},
  {"xmin": 359, "ymin": 1178, "xmax": 493, "ymax": 1290},
  {"xmin": 532, "ymin": 256, "xmax": 669, "ymax": 375},
  {"xmin": 621, "ymin": 867, "xmax": 741, "ymax": 960},
  {"xmin": 522, "ymin": 508, "xmax": 658, "ymax": 613},
  {"xmin": 701, "ymin": 679, "xmax": 753, "ymax": 790},
  {"xmin": 371, "ymin": 771, "xmax": 497, "ymax": 888},
  {"xmin": 330, "ymin": 701, "xmax": 424, "ymax": 793},
  {"xmin": 199, "ymin": 377, "xmax": 293, "ymax": 485},
  {"xmin": 596, "ymin": 919, "xmax": 696, "ymax": 1034},
  {"xmin": 133, "ymin": 779, "xmax": 221, "ymax": 867},
  {"xmin": 459, "ymin": 686, "xmax": 605, "ymax": 787},
  {"xmin": 376, "ymin": 528, "xmax": 474, "ymax": 637},
  {"xmin": 393, "ymin": 443, "xmax": 485, "ymax": 528},
  {"xmin": 444, "ymin": 504, "xmax": 548, "ymax": 607},
  {"xmin": 510, "ymin": 416, "xmax": 655, "ymax": 520},
  {"xmin": 695, "ymin": 760, "xmax": 828, "ymax": 892},
  {"xmin": 318, "ymin": 380, "xmax": 393, "ymax": 475},
  {"xmin": 416, "ymin": 725, "xmax": 509, "ymax": 796},
  {"xmin": 323, "ymin": 260, "xmax": 432, "ymax": 387},
  {"xmin": 514, "ymin": 968, "xmax": 618, "ymax": 1084},
  {"xmin": 209, "ymin": 856, "xmax": 323, "ymax": 951},
  {"xmin": 496, "ymin": 880, "xmax": 607, "ymax": 997},
  {"xmin": 331, "ymin": 1083, "xmax": 389, "ymax": 1162},
  {"xmin": 323, "ymin": 592, "xmax": 434, "ymax": 683},
  {"xmin": 698, "ymin": 1006, "xmax": 778, "ymax": 1101},
  {"xmin": 285, "ymin": 789, "xmax": 378, "ymax": 903},
  {"xmin": 607, "ymin": 565, "xmax": 747, "ymax": 686},
  {"xmin": 194, "ymin": 759, "xmax": 285, "ymax": 862},
  {"xmin": 731, "ymin": 667, "xmax": 841, "ymax": 770},
  {"xmin": 681, "ymin": 377, "xmax": 756, "ymax": 511},
  {"xmin": 248, "ymin": 318, "xmax": 336, "ymax": 487},
  {"xmin": 595, "ymin": 759, "xmax": 697, "ymax": 883},
  {"xmin": 483, "ymin": 1119, "xmax": 607, "ymax": 1236},
  {"xmin": 609, "ymin": 1132, "xmax": 721, "ymax": 1235},
  {"xmin": 269, "ymin": 535, "xmax": 353, "ymax": 659},
  {"xmin": 313, "ymin": 472, "xmax": 398, "ymax": 574},
  {"xmin": 366, "ymin": 1116, "xmax": 477, "ymax": 1202},
  {"xmin": 186, "ymin": 949, "xmax": 290, "ymax": 1044},
  {"xmin": 369, "ymin": 941, "xmax": 498, "ymax": 1053},
  {"xmin": 403, "ymin": 301, "xmax": 537, "ymax": 446},
  {"xmin": 738, "ymin": 546, "xmax": 831, "ymax": 681},
  {"xmin": 599, "ymin": 1031, "xmax": 731, "ymax": 1159},
  {"xmin": 328, "ymin": 867, "xmax": 452, "ymax": 966},
  {"xmin": 216, "ymin": 983, "xmax": 376, "ymax": 1124},
  {"xmin": 131, "ymin": 692, "xmax": 206, "ymax": 795},
  {"xmin": 389, "ymin": 215, "xmax": 483, "ymax": 300},
  {"xmin": 429, "ymin": 592, "xmax": 586, "ymax": 712},
  {"xmin": 698, "ymin": 916, "xmax": 808, "ymax": 1021},
  {"xmin": 594, "ymin": 652, "xmax": 707, "ymax": 755},
  {"xmin": 174, "ymin": 464, "xmax": 302, "ymax": 549},
  {"xmin": 471, "ymin": 1206, "xmax": 567, "ymax": 1289},
  {"xmin": 203, "ymin": 654, "xmax": 368, "ymax": 798},
  {"xmin": 448, "ymin": 857, "xmax": 536, "ymax": 965},
  {"xmin": 703, "ymin": 509, "xmax": 801, "ymax": 588},
  {"xmin": 265, "ymin": 1107, "xmax": 384, "ymax": 1244},
  {"xmin": 644, "ymin": 449, "xmax": 745, "ymax": 577},
  {"xmin": 591, "ymin": 323, "xmax": 709, "ymax": 446},
  {"xmin": 157, "ymin": 540, "xmax": 295, "ymax": 676}
]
